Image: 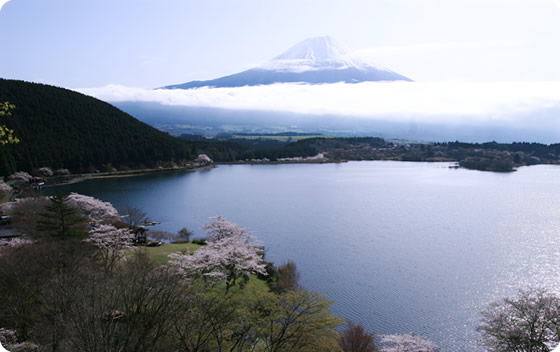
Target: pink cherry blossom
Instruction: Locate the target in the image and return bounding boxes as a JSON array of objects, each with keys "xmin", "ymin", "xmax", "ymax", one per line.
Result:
[
  {"xmin": 0, "ymin": 179, "xmax": 12, "ymax": 194},
  {"xmin": 379, "ymin": 334, "xmax": 438, "ymax": 352},
  {"xmin": 37, "ymin": 167, "xmax": 53, "ymax": 177},
  {"xmin": 86, "ymin": 224, "xmax": 135, "ymax": 270},
  {"xmin": 170, "ymin": 217, "xmax": 267, "ymax": 291},
  {"xmin": 66, "ymin": 193, "xmax": 118, "ymax": 224},
  {"xmin": 8, "ymin": 171, "xmax": 32, "ymax": 182}
]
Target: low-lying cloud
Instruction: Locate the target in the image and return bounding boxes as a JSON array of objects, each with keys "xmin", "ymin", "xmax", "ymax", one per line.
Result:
[{"xmin": 77, "ymin": 81, "xmax": 560, "ymax": 127}]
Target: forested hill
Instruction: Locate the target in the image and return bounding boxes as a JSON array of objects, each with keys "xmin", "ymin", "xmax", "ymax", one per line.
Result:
[{"xmin": 0, "ymin": 79, "xmax": 194, "ymax": 175}]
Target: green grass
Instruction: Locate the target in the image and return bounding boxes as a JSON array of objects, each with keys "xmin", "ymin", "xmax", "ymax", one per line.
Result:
[
  {"xmin": 141, "ymin": 242, "xmax": 270, "ymax": 293},
  {"xmin": 244, "ymin": 274, "xmax": 270, "ymax": 292},
  {"xmin": 209, "ymin": 274, "xmax": 270, "ymax": 294},
  {"xmin": 142, "ymin": 242, "xmax": 201, "ymax": 265}
]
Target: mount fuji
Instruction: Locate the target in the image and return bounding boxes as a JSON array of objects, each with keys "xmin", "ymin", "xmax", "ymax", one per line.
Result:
[{"xmin": 163, "ymin": 36, "xmax": 412, "ymax": 89}]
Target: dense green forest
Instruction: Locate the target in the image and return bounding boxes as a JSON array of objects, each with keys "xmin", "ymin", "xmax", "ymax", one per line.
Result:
[
  {"xmin": 181, "ymin": 135, "xmax": 560, "ymax": 172},
  {"xmin": 0, "ymin": 79, "xmax": 194, "ymax": 175},
  {"xmin": 179, "ymin": 134, "xmax": 324, "ymax": 161}
]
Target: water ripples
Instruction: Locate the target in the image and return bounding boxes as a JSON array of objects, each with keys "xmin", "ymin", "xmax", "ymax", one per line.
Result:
[{"xmin": 47, "ymin": 162, "xmax": 560, "ymax": 352}]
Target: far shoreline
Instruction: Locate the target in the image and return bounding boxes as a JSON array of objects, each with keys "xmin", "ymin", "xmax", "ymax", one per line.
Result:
[
  {"xmin": 15, "ymin": 157, "xmax": 560, "ymax": 194},
  {"xmin": 44, "ymin": 164, "xmax": 216, "ymax": 188}
]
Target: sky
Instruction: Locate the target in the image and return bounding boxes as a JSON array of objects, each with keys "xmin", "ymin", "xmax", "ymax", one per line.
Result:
[
  {"xmin": 2, "ymin": 0, "xmax": 560, "ymax": 88},
  {"xmin": 2, "ymin": 0, "xmax": 560, "ymax": 136}
]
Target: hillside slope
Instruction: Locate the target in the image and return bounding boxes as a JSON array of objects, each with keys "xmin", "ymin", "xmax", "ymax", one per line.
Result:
[{"xmin": 0, "ymin": 79, "xmax": 194, "ymax": 175}]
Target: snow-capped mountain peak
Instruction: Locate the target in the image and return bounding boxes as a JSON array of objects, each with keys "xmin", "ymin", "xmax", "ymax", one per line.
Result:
[
  {"xmin": 162, "ymin": 36, "xmax": 412, "ymax": 89},
  {"xmin": 260, "ymin": 36, "xmax": 362, "ymax": 72}
]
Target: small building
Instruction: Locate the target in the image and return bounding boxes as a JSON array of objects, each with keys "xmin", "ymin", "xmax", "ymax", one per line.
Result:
[
  {"xmin": 113, "ymin": 220, "xmax": 148, "ymax": 244},
  {"xmin": 30, "ymin": 177, "xmax": 45, "ymax": 190},
  {"xmin": 133, "ymin": 227, "xmax": 147, "ymax": 244}
]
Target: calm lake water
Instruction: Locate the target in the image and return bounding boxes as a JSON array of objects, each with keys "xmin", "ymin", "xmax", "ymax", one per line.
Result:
[{"xmin": 47, "ymin": 161, "xmax": 560, "ymax": 351}]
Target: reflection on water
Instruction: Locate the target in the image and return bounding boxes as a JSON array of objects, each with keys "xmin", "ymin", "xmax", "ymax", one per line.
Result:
[{"xmin": 47, "ymin": 161, "xmax": 560, "ymax": 351}]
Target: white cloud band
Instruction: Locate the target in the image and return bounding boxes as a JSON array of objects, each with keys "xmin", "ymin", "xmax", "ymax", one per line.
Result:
[{"xmin": 77, "ymin": 81, "xmax": 560, "ymax": 126}]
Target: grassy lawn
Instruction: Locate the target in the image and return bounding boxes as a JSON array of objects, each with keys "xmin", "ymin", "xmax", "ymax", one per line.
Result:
[
  {"xmin": 141, "ymin": 242, "xmax": 201, "ymax": 265},
  {"xmin": 141, "ymin": 242, "xmax": 270, "ymax": 292},
  {"xmin": 244, "ymin": 274, "xmax": 270, "ymax": 292}
]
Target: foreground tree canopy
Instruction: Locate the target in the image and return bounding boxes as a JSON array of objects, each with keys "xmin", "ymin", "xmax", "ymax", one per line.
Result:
[
  {"xmin": 0, "ymin": 201, "xmax": 342, "ymax": 351},
  {"xmin": 2, "ymin": 193, "xmax": 554, "ymax": 352}
]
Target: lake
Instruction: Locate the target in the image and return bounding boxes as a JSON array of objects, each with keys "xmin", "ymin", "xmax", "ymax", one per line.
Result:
[{"xmin": 47, "ymin": 161, "xmax": 560, "ymax": 351}]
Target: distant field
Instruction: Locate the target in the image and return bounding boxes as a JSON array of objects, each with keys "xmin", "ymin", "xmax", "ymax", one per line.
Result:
[{"xmin": 232, "ymin": 134, "xmax": 332, "ymax": 142}]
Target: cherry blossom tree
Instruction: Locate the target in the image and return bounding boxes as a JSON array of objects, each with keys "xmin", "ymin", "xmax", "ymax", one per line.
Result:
[
  {"xmin": 202, "ymin": 216, "xmax": 249, "ymax": 241},
  {"xmin": 478, "ymin": 288, "xmax": 560, "ymax": 352},
  {"xmin": 36, "ymin": 167, "xmax": 53, "ymax": 177},
  {"xmin": 379, "ymin": 334, "xmax": 438, "ymax": 352},
  {"xmin": 195, "ymin": 154, "xmax": 213, "ymax": 165},
  {"xmin": 8, "ymin": 171, "xmax": 32, "ymax": 183},
  {"xmin": 86, "ymin": 224, "xmax": 134, "ymax": 272},
  {"xmin": 0, "ymin": 179, "xmax": 12, "ymax": 194},
  {"xmin": 65, "ymin": 192, "xmax": 118, "ymax": 224},
  {"xmin": 170, "ymin": 217, "xmax": 266, "ymax": 292}
]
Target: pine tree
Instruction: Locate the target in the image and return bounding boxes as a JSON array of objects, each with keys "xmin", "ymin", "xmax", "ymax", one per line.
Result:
[{"xmin": 36, "ymin": 194, "xmax": 88, "ymax": 240}]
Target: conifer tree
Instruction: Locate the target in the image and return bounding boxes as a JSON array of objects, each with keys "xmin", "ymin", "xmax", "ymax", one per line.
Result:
[{"xmin": 36, "ymin": 194, "xmax": 88, "ymax": 240}]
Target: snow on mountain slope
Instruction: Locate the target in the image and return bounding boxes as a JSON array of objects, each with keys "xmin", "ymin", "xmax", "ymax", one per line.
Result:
[
  {"xmin": 260, "ymin": 36, "xmax": 363, "ymax": 72},
  {"xmin": 163, "ymin": 36, "xmax": 412, "ymax": 89}
]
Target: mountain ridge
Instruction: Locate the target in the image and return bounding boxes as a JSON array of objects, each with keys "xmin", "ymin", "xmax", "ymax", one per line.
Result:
[{"xmin": 0, "ymin": 79, "xmax": 194, "ymax": 175}]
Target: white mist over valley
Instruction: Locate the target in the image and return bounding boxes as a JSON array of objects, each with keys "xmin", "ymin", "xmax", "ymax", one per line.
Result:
[{"xmin": 78, "ymin": 36, "xmax": 560, "ymax": 142}]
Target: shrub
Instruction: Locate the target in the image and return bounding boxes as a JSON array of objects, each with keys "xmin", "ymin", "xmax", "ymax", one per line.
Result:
[
  {"xmin": 191, "ymin": 238, "xmax": 207, "ymax": 245},
  {"xmin": 276, "ymin": 260, "xmax": 300, "ymax": 292},
  {"xmin": 259, "ymin": 261, "xmax": 278, "ymax": 282},
  {"xmin": 8, "ymin": 197, "xmax": 50, "ymax": 235},
  {"xmin": 339, "ymin": 321, "xmax": 376, "ymax": 352},
  {"xmin": 176, "ymin": 227, "xmax": 193, "ymax": 243}
]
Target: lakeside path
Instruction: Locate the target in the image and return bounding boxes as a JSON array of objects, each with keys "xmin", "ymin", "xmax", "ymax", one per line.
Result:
[{"xmin": 44, "ymin": 164, "xmax": 216, "ymax": 187}]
